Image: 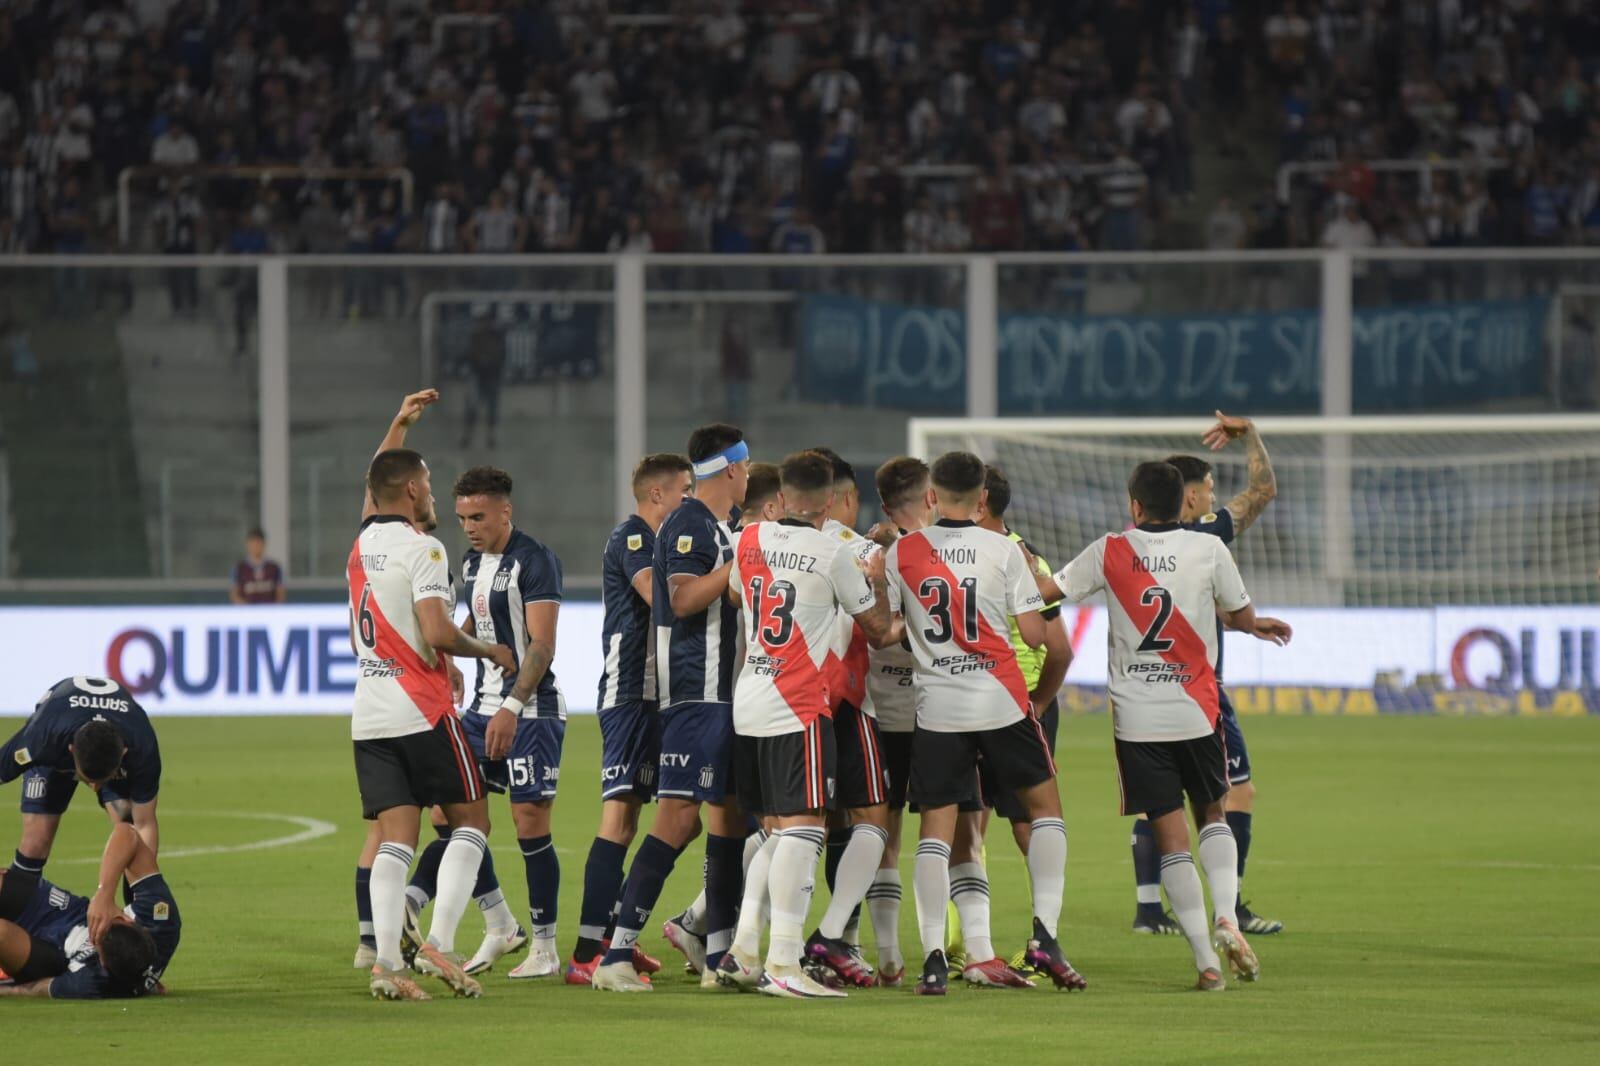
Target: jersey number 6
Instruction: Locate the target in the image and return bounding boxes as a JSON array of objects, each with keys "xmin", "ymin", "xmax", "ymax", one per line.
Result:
[{"xmin": 357, "ymin": 588, "xmax": 378, "ymax": 650}]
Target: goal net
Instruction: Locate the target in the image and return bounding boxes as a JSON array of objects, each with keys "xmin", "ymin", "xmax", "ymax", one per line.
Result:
[{"xmin": 909, "ymin": 415, "xmax": 1600, "ymax": 607}]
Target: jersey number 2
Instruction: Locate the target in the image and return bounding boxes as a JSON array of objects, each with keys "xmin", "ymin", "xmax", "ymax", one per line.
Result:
[{"xmin": 1137, "ymin": 587, "xmax": 1175, "ymax": 652}]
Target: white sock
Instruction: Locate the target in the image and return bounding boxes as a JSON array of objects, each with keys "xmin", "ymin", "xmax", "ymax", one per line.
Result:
[
  {"xmin": 404, "ymin": 884, "xmax": 429, "ymax": 913},
  {"xmin": 371, "ymin": 841, "xmax": 414, "ymax": 972},
  {"xmin": 949, "ymin": 861, "xmax": 993, "ymax": 963},
  {"xmin": 1160, "ymin": 851, "xmax": 1221, "ymax": 972},
  {"xmin": 1197, "ymin": 822, "xmax": 1240, "ymax": 927},
  {"xmin": 742, "ymin": 829, "xmax": 766, "ymax": 872},
  {"xmin": 426, "ymin": 827, "xmax": 487, "ymax": 955},
  {"xmin": 1027, "ymin": 817, "xmax": 1067, "ymax": 939},
  {"xmin": 475, "ymin": 887, "xmax": 517, "ymax": 935},
  {"xmin": 819, "ymin": 823, "xmax": 888, "ymax": 940},
  {"xmin": 866, "ymin": 867, "xmax": 903, "ymax": 970},
  {"xmin": 681, "ymin": 871, "xmax": 708, "ymax": 937},
  {"xmin": 912, "ymin": 838, "xmax": 951, "ymax": 961},
  {"xmin": 732, "ymin": 832, "xmax": 779, "ymax": 958},
  {"xmin": 765, "ymin": 827, "xmax": 825, "ymax": 970}
]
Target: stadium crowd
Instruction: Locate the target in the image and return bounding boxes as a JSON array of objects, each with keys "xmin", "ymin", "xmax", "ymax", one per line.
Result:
[{"xmin": 0, "ymin": 0, "xmax": 1596, "ymax": 259}]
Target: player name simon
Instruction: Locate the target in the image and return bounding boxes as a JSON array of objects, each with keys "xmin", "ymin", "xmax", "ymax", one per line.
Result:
[
  {"xmin": 924, "ymin": 546, "xmax": 977, "ymax": 565},
  {"xmin": 740, "ymin": 547, "xmax": 818, "ymax": 573}
]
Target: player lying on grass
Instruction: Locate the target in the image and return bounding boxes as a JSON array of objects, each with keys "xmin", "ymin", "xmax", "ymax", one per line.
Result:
[
  {"xmin": 1039, "ymin": 461, "xmax": 1289, "ymax": 991},
  {"xmin": 0, "ymin": 821, "xmax": 179, "ymax": 999},
  {"xmin": 1, "ymin": 677, "xmax": 162, "ymax": 880}
]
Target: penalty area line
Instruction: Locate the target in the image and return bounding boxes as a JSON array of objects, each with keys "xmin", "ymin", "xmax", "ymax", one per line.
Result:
[{"xmin": 60, "ymin": 811, "xmax": 338, "ymax": 864}]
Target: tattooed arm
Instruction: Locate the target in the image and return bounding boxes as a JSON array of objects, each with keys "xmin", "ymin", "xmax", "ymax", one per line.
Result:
[{"xmin": 1204, "ymin": 410, "xmax": 1277, "ymax": 535}]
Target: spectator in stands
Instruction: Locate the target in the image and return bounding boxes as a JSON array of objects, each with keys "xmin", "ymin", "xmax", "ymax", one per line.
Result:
[
  {"xmin": 1321, "ymin": 198, "xmax": 1377, "ymax": 250},
  {"xmin": 149, "ymin": 118, "xmax": 198, "ymax": 166},
  {"xmin": 230, "ymin": 528, "xmax": 286, "ymax": 605},
  {"xmin": 154, "ymin": 178, "xmax": 202, "ymax": 315},
  {"xmin": 1098, "ymin": 151, "xmax": 1148, "ymax": 251},
  {"xmin": 461, "ymin": 307, "xmax": 505, "ymax": 451}
]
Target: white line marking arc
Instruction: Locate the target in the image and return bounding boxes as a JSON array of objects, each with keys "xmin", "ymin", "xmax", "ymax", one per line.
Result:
[{"xmin": 61, "ymin": 811, "xmax": 338, "ymax": 863}]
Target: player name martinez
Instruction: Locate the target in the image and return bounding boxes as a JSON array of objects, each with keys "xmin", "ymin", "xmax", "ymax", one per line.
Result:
[
  {"xmin": 740, "ymin": 547, "xmax": 819, "ymax": 573},
  {"xmin": 359, "ymin": 553, "xmax": 387, "ymax": 572},
  {"xmin": 931, "ymin": 651, "xmax": 997, "ymax": 676},
  {"xmin": 358, "ymin": 656, "xmax": 404, "ymax": 679},
  {"xmin": 1131, "ymin": 554, "xmax": 1178, "ymax": 574}
]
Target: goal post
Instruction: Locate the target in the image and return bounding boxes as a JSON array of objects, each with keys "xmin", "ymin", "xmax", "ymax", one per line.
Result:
[{"xmin": 908, "ymin": 414, "xmax": 1600, "ymax": 608}]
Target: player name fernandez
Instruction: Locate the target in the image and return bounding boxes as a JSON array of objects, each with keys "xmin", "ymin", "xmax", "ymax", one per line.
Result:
[{"xmin": 740, "ymin": 546, "xmax": 820, "ymax": 573}]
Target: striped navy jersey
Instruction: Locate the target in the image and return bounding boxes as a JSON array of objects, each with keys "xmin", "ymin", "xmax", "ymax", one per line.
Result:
[
  {"xmin": 597, "ymin": 514, "xmax": 657, "ymax": 709},
  {"xmin": 654, "ymin": 496, "xmax": 740, "ymax": 707},
  {"xmin": 0, "ymin": 677, "xmax": 161, "ymax": 802},
  {"xmin": 1182, "ymin": 509, "xmax": 1236, "ymax": 681},
  {"xmin": 463, "ymin": 528, "xmax": 566, "ymax": 719}
]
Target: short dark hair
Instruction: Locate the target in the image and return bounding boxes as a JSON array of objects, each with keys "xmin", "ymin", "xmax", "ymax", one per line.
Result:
[
  {"xmin": 875, "ymin": 457, "xmax": 929, "ymax": 513},
  {"xmin": 984, "ymin": 466, "xmax": 1012, "ymax": 518},
  {"xmin": 246, "ymin": 527, "xmax": 265, "ymax": 542},
  {"xmin": 453, "ymin": 465, "xmax": 514, "ymax": 499},
  {"xmin": 631, "ymin": 453, "xmax": 693, "ymax": 495},
  {"xmin": 1128, "ymin": 461, "xmax": 1185, "ymax": 522},
  {"xmin": 779, "ymin": 451, "xmax": 835, "ymax": 497},
  {"xmin": 686, "ymin": 423, "xmax": 744, "ymax": 463},
  {"xmin": 71, "ymin": 720, "xmax": 124, "ymax": 782},
  {"xmin": 743, "ymin": 462, "xmax": 781, "ymax": 513},
  {"xmin": 99, "ymin": 922, "xmax": 158, "ymax": 992},
  {"xmin": 930, "ymin": 451, "xmax": 986, "ymax": 499},
  {"xmin": 808, "ymin": 445, "xmax": 855, "ymax": 486},
  {"xmin": 1164, "ymin": 454, "xmax": 1212, "ymax": 486},
  {"xmin": 367, "ymin": 449, "xmax": 427, "ymax": 504}
]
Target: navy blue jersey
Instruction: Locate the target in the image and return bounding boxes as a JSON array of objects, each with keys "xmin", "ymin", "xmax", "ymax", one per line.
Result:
[
  {"xmin": 1183, "ymin": 509, "xmax": 1237, "ymax": 681},
  {"xmin": 654, "ymin": 497, "xmax": 739, "ymax": 707},
  {"xmin": 463, "ymin": 529, "xmax": 565, "ymax": 719},
  {"xmin": 0, "ymin": 677, "xmax": 161, "ymax": 802},
  {"xmin": 48, "ymin": 873, "xmax": 182, "ymax": 1000},
  {"xmin": 598, "ymin": 515, "xmax": 657, "ymax": 709}
]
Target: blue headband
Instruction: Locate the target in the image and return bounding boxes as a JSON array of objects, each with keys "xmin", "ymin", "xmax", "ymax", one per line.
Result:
[{"xmin": 693, "ymin": 440, "xmax": 749, "ymax": 479}]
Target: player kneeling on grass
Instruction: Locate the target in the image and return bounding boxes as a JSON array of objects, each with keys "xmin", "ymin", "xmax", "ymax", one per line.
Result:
[
  {"xmin": 0, "ymin": 822, "xmax": 179, "ymax": 999},
  {"xmin": 1039, "ymin": 461, "xmax": 1291, "ymax": 991}
]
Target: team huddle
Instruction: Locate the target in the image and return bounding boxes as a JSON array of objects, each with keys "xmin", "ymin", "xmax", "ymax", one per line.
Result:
[{"xmin": 344, "ymin": 390, "xmax": 1291, "ymax": 1002}]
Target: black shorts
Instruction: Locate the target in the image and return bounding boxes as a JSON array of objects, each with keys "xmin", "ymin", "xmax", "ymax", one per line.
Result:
[
  {"xmin": 1114, "ymin": 723, "xmax": 1230, "ymax": 819},
  {"xmin": 833, "ymin": 702, "xmax": 889, "ymax": 809},
  {"xmin": 880, "ymin": 729, "xmax": 913, "ymax": 810},
  {"xmin": 988, "ymin": 699, "xmax": 1060, "ymax": 822},
  {"xmin": 908, "ymin": 715, "xmax": 1056, "ymax": 811},
  {"xmin": 354, "ymin": 716, "xmax": 485, "ymax": 820},
  {"xmin": 734, "ymin": 719, "xmax": 836, "ymax": 817}
]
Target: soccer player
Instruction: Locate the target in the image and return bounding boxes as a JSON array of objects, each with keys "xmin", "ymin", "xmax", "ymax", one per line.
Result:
[
  {"xmin": 715, "ymin": 450, "xmax": 894, "ymax": 998},
  {"xmin": 594, "ymin": 423, "xmax": 750, "ymax": 993},
  {"xmin": 566, "ymin": 453, "xmax": 694, "ymax": 985},
  {"xmin": 351, "ymin": 446, "xmax": 516, "ymax": 1001},
  {"xmin": 0, "ymin": 677, "xmax": 161, "ymax": 878},
  {"xmin": 1043, "ymin": 461, "xmax": 1290, "ymax": 991},
  {"xmin": 446, "ymin": 465, "xmax": 569, "ymax": 978},
  {"xmin": 0, "ymin": 822, "xmax": 179, "ymax": 1000},
  {"xmin": 887, "ymin": 451, "xmax": 1085, "ymax": 995},
  {"xmin": 861, "ymin": 456, "xmax": 934, "ymax": 986}
]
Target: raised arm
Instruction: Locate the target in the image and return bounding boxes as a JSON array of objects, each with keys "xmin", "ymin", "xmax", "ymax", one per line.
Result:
[
  {"xmin": 361, "ymin": 389, "xmax": 440, "ymax": 520},
  {"xmin": 1203, "ymin": 410, "xmax": 1277, "ymax": 535}
]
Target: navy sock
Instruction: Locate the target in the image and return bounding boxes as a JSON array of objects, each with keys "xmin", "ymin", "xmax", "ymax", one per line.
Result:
[
  {"xmin": 602, "ymin": 835, "xmax": 679, "ymax": 965},
  {"xmin": 409, "ymin": 837, "xmax": 450, "ymax": 902},
  {"xmin": 1131, "ymin": 819, "xmax": 1162, "ymax": 911},
  {"xmin": 824, "ymin": 835, "xmax": 847, "ymax": 893},
  {"xmin": 11, "ymin": 850, "xmax": 44, "ymax": 876},
  {"xmin": 519, "ymin": 835, "xmax": 560, "ymax": 938},
  {"xmin": 1226, "ymin": 810, "xmax": 1253, "ymax": 906},
  {"xmin": 703, "ymin": 833, "xmax": 745, "ymax": 972},
  {"xmin": 474, "ymin": 845, "xmax": 500, "ymax": 898},
  {"xmin": 356, "ymin": 866, "xmax": 375, "ymax": 947},
  {"xmin": 577, "ymin": 838, "xmax": 628, "ymax": 962}
]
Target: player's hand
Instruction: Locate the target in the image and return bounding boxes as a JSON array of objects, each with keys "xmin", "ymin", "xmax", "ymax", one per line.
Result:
[
  {"xmin": 1201, "ymin": 410, "xmax": 1253, "ymax": 451},
  {"xmin": 862, "ymin": 546, "xmax": 887, "ymax": 584},
  {"xmin": 394, "ymin": 389, "xmax": 440, "ymax": 428},
  {"xmin": 87, "ymin": 890, "xmax": 120, "ymax": 946},
  {"xmin": 865, "ymin": 522, "xmax": 900, "ymax": 548},
  {"xmin": 447, "ymin": 659, "xmax": 465, "ymax": 707},
  {"xmin": 484, "ymin": 707, "xmax": 518, "ymax": 761},
  {"xmin": 486, "ymin": 644, "xmax": 517, "ymax": 674},
  {"xmin": 1251, "ymin": 616, "xmax": 1293, "ymax": 646}
]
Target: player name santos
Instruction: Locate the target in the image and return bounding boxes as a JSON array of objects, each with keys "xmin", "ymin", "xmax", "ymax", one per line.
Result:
[{"xmin": 739, "ymin": 546, "xmax": 819, "ymax": 573}]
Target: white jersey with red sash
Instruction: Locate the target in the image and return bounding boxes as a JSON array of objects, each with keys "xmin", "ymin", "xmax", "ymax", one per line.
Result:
[
  {"xmin": 822, "ymin": 518, "xmax": 878, "ymax": 715},
  {"xmin": 1052, "ymin": 524, "xmax": 1250, "ymax": 742},
  {"xmin": 347, "ymin": 515, "xmax": 456, "ymax": 740}
]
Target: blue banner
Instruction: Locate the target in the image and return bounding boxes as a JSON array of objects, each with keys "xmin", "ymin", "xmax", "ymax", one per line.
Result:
[{"xmin": 798, "ymin": 294, "xmax": 1549, "ymax": 414}]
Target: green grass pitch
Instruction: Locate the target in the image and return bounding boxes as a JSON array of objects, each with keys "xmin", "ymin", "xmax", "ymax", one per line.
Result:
[{"xmin": 4, "ymin": 713, "xmax": 1596, "ymax": 1065}]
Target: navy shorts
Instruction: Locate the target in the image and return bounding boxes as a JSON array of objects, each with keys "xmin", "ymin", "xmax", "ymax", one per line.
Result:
[
  {"xmin": 657, "ymin": 701, "xmax": 735, "ymax": 804},
  {"xmin": 598, "ymin": 700, "xmax": 661, "ymax": 800},
  {"xmin": 459, "ymin": 712, "xmax": 565, "ymax": 803},
  {"xmin": 1218, "ymin": 687, "xmax": 1251, "ymax": 784},
  {"xmin": 17, "ymin": 768, "xmax": 126, "ymax": 817}
]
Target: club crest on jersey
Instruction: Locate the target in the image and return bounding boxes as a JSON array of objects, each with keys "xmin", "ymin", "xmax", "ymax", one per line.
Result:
[
  {"xmin": 1201, "ymin": 513, "xmax": 1217, "ymax": 523},
  {"xmin": 492, "ymin": 571, "xmax": 512, "ymax": 592},
  {"xmin": 677, "ymin": 535, "xmax": 694, "ymax": 554},
  {"xmin": 428, "ymin": 547, "xmax": 444, "ymax": 563},
  {"xmin": 13, "ymin": 747, "xmax": 28, "ymax": 765},
  {"xmin": 153, "ymin": 902, "xmax": 170, "ymax": 921},
  {"xmin": 627, "ymin": 534, "xmax": 643, "ymax": 551}
]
